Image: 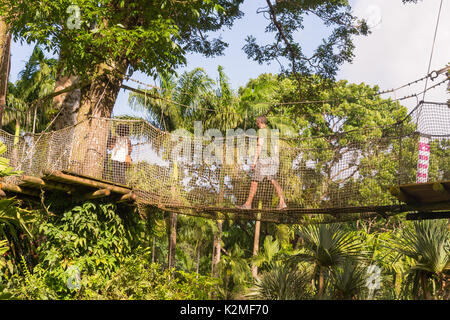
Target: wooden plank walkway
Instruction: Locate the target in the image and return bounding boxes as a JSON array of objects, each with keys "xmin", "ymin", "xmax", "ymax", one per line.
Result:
[{"xmin": 1, "ymin": 171, "xmax": 449, "ymax": 222}]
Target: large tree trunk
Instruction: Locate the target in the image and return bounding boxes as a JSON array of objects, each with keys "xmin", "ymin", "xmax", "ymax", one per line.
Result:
[
  {"xmin": 0, "ymin": 18, "xmax": 11, "ymax": 130},
  {"xmin": 167, "ymin": 212, "xmax": 177, "ymax": 269},
  {"xmin": 45, "ymin": 64, "xmax": 81, "ymax": 173},
  {"xmin": 52, "ymin": 73, "xmax": 81, "ymax": 130},
  {"xmin": 69, "ymin": 59, "xmax": 128, "ymax": 178}
]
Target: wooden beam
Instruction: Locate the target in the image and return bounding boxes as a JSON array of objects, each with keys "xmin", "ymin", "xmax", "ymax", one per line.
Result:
[
  {"xmin": 406, "ymin": 211, "xmax": 450, "ymax": 221},
  {"xmin": 21, "ymin": 175, "xmax": 75, "ymax": 193},
  {"xmin": 118, "ymin": 192, "xmax": 136, "ymax": 203},
  {"xmin": 403, "ymin": 202, "xmax": 450, "ymax": 212},
  {"xmin": 79, "ymin": 188, "xmax": 111, "ymax": 200},
  {"xmin": 43, "ymin": 170, "xmax": 131, "ymax": 194},
  {"xmin": 0, "ymin": 183, "xmax": 40, "ymax": 197}
]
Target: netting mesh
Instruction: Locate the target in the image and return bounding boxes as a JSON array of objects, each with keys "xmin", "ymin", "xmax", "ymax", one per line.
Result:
[{"xmin": 1, "ymin": 102, "xmax": 449, "ymax": 221}]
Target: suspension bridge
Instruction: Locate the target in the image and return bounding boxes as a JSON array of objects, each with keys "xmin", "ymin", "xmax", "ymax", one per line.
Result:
[{"xmin": 0, "ymin": 101, "xmax": 449, "ymax": 224}]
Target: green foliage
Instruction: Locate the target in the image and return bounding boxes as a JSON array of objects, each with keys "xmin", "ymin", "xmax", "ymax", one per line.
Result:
[
  {"xmin": 330, "ymin": 261, "xmax": 368, "ymax": 300},
  {"xmin": 389, "ymin": 220, "xmax": 450, "ymax": 299},
  {"xmin": 4, "ymin": 45, "xmax": 58, "ymax": 134},
  {"xmin": 246, "ymin": 264, "xmax": 312, "ymax": 300},
  {"xmin": 6, "ymin": 250, "xmax": 218, "ymax": 300},
  {"xmin": 37, "ymin": 201, "xmax": 144, "ymax": 279},
  {"xmin": 243, "ymin": 0, "xmax": 369, "ymax": 80},
  {"xmin": 292, "ymin": 223, "xmax": 365, "ymax": 268},
  {"xmin": 0, "ymin": 142, "xmax": 36, "ymax": 283},
  {"xmin": 217, "ymin": 243, "xmax": 252, "ymax": 299},
  {"xmin": 82, "ymin": 251, "xmax": 218, "ymax": 300},
  {"xmin": 0, "ymin": 142, "xmax": 21, "ymax": 177},
  {"xmin": 251, "ymin": 235, "xmax": 296, "ymax": 273},
  {"xmin": 291, "ymin": 223, "xmax": 366, "ymax": 297},
  {"xmin": 1, "ymin": 0, "xmax": 244, "ymax": 78}
]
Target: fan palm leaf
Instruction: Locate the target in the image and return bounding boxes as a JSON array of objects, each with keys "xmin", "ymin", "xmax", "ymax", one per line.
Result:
[
  {"xmin": 388, "ymin": 220, "xmax": 449, "ymax": 299},
  {"xmin": 246, "ymin": 264, "xmax": 311, "ymax": 300},
  {"xmin": 330, "ymin": 261, "xmax": 367, "ymax": 300}
]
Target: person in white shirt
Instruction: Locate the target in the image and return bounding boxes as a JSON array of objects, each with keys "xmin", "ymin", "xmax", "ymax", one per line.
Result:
[{"xmin": 107, "ymin": 123, "xmax": 132, "ymax": 185}]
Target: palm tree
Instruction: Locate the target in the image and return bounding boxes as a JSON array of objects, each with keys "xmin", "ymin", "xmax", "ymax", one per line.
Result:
[
  {"xmin": 251, "ymin": 235, "xmax": 282, "ymax": 273},
  {"xmin": 217, "ymin": 243, "xmax": 251, "ymax": 299},
  {"xmin": 128, "ymin": 68, "xmax": 214, "ymax": 131},
  {"xmin": 290, "ymin": 223, "xmax": 365, "ymax": 298},
  {"xmin": 4, "ymin": 45, "xmax": 57, "ymax": 134},
  {"xmin": 389, "ymin": 220, "xmax": 449, "ymax": 300},
  {"xmin": 246, "ymin": 263, "xmax": 311, "ymax": 300},
  {"xmin": 330, "ymin": 261, "xmax": 367, "ymax": 300},
  {"xmin": 177, "ymin": 216, "xmax": 216, "ymax": 275},
  {"xmin": 0, "ymin": 17, "xmax": 11, "ymax": 130}
]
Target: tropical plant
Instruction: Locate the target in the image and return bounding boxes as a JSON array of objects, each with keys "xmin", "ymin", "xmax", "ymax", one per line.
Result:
[
  {"xmin": 251, "ymin": 235, "xmax": 296, "ymax": 274},
  {"xmin": 330, "ymin": 261, "xmax": 368, "ymax": 300},
  {"xmin": 177, "ymin": 216, "xmax": 216, "ymax": 275},
  {"xmin": 217, "ymin": 243, "xmax": 252, "ymax": 299},
  {"xmin": 246, "ymin": 263, "xmax": 311, "ymax": 300},
  {"xmin": 291, "ymin": 223, "xmax": 366, "ymax": 298},
  {"xmin": 36, "ymin": 201, "xmax": 144, "ymax": 278},
  {"xmin": 389, "ymin": 220, "xmax": 450, "ymax": 300},
  {"xmin": 0, "ymin": 141, "xmax": 20, "ymax": 177},
  {"xmin": 81, "ymin": 250, "xmax": 219, "ymax": 300},
  {"xmin": 4, "ymin": 45, "xmax": 57, "ymax": 134},
  {"xmin": 0, "ymin": 142, "xmax": 35, "ymax": 281}
]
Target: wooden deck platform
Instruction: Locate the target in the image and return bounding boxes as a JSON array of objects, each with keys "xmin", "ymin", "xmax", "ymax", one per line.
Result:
[
  {"xmin": 389, "ymin": 180, "xmax": 450, "ymax": 220},
  {"xmin": 0, "ymin": 170, "xmax": 136, "ymax": 204}
]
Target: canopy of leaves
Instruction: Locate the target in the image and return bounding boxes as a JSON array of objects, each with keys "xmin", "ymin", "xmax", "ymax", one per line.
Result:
[
  {"xmin": 243, "ymin": 0, "xmax": 370, "ymax": 82},
  {"xmin": 0, "ymin": 0, "xmax": 244, "ymax": 79}
]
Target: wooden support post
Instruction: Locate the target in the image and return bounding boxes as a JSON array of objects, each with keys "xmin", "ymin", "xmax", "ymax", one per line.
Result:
[{"xmin": 251, "ymin": 201, "xmax": 262, "ymax": 279}]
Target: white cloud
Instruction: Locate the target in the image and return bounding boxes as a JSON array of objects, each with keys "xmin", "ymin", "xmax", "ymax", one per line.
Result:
[{"xmin": 339, "ymin": 0, "xmax": 449, "ymax": 111}]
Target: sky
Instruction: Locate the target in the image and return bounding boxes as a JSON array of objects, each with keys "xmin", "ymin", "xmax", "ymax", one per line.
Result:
[{"xmin": 8, "ymin": 0, "xmax": 450, "ymax": 118}]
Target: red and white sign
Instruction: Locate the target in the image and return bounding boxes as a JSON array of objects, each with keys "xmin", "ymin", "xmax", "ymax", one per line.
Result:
[{"xmin": 416, "ymin": 136, "xmax": 430, "ymax": 183}]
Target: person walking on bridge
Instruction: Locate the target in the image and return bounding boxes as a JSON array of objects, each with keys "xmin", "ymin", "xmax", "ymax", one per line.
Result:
[{"xmin": 237, "ymin": 116, "xmax": 287, "ymax": 210}]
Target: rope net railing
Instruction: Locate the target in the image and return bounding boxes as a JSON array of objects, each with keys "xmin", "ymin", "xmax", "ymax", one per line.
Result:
[{"xmin": 1, "ymin": 102, "xmax": 449, "ymax": 222}]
